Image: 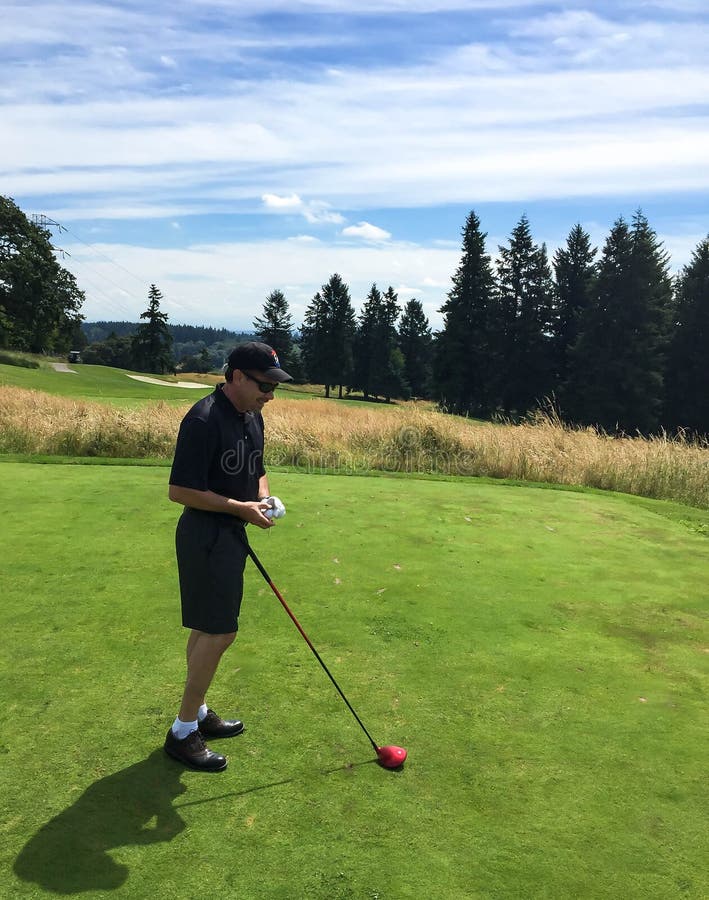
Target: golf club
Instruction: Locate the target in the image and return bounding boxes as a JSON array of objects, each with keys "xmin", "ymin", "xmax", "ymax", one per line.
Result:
[{"xmin": 243, "ymin": 538, "xmax": 407, "ymax": 770}]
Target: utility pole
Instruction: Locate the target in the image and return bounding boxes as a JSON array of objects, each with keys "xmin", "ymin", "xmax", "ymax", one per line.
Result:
[{"xmin": 31, "ymin": 214, "xmax": 70, "ymax": 258}]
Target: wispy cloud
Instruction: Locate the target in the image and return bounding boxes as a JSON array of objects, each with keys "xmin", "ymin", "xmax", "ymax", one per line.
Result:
[
  {"xmin": 261, "ymin": 193, "xmax": 345, "ymax": 224},
  {"xmin": 63, "ymin": 236, "xmax": 461, "ymax": 327},
  {"xmin": 341, "ymin": 222, "xmax": 392, "ymax": 242},
  {"xmin": 1, "ymin": 0, "xmax": 707, "ymax": 324}
]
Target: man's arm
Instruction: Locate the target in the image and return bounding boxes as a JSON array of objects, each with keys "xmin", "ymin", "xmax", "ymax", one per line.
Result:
[
  {"xmin": 168, "ymin": 485, "xmax": 273, "ymax": 528},
  {"xmin": 257, "ymin": 474, "xmax": 270, "ymax": 501}
]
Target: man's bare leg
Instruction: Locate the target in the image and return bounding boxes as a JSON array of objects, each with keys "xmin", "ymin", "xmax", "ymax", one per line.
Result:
[{"xmin": 179, "ymin": 630, "xmax": 236, "ymax": 723}]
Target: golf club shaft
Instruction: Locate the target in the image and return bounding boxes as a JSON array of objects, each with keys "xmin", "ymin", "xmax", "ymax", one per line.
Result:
[{"xmin": 245, "ymin": 542, "xmax": 380, "ymax": 752}]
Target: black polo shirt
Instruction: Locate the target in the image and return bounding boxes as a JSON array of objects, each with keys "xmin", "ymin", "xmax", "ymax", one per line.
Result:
[{"xmin": 169, "ymin": 384, "xmax": 266, "ymax": 503}]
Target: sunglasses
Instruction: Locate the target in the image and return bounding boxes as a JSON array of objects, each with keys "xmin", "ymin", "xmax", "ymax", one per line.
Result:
[{"xmin": 242, "ymin": 371, "xmax": 279, "ymax": 393}]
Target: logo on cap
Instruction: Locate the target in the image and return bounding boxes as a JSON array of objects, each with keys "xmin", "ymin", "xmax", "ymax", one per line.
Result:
[{"xmin": 271, "ymin": 349, "xmax": 281, "ymax": 368}]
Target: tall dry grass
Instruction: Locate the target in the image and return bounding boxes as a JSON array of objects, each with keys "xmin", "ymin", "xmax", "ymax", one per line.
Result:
[
  {"xmin": 0, "ymin": 387, "xmax": 179, "ymax": 459},
  {"xmin": 1, "ymin": 386, "xmax": 707, "ymax": 508}
]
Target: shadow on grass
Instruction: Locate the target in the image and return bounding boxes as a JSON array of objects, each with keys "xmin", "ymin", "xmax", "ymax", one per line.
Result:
[
  {"xmin": 13, "ymin": 751, "xmax": 397, "ymax": 893},
  {"xmin": 172, "ymin": 756, "xmax": 379, "ymax": 810},
  {"xmin": 14, "ymin": 749, "xmax": 187, "ymax": 894}
]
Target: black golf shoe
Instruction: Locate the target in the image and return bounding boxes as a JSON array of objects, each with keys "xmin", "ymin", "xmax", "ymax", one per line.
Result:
[
  {"xmin": 164, "ymin": 728, "xmax": 227, "ymax": 771},
  {"xmin": 198, "ymin": 709, "xmax": 245, "ymax": 738}
]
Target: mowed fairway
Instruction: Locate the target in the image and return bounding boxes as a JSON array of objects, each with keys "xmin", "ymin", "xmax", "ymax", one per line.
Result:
[{"xmin": 1, "ymin": 463, "xmax": 707, "ymax": 899}]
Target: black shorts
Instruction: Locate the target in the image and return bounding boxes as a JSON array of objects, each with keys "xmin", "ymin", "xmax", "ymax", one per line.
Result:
[{"xmin": 175, "ymin": 508, "xmax": 248, "ymax": 634}]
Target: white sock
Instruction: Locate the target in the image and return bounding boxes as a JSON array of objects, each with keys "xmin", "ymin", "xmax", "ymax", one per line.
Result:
[
  {"xmin": 172, "ymin": 717, "xmax": 198, "ymax": 740},
  {"xmin": 197, "ymin": 704, "xmax": 209, "ymax": 722}
]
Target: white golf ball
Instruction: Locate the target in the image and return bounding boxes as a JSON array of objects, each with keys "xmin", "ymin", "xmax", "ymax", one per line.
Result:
[{"xmin": 264, "ymin": 497, "xmax": 286, "ymax": 519}]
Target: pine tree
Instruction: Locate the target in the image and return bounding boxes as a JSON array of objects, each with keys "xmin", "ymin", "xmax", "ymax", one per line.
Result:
[
  {"xmin": 398, "ymin": 299, "xmax": 433, "ymax": 398},
  {"xmin": 353, "ymin": 285, "xmax": 406, "ymax": 401},
  {"xmin": 374, "ymin": 286, "xmax": 408, "ymax": 401},
  {"xmin": 568, "ymin": 212, "xmax": 673, "ymax": 433},
  {"xmin": 553, "ymin": 224, "xmax": 597, "ymax": 394},
  {"xmin": 496, "ymin": 215, "xmax": 557, "ymax": 416},
  {"xmin": 131, "ymin": 284, "xmax": 174, "ymax": 374},
  {"xmin": 566, "ymin": 219, "xmax": 632, "ymax": 429},
  {"xmin": 626, "ymin": 211, "xmax": 674, "ymax": 431},
  {"xmin": 352, "ymin": 283, "xmax": 383, "ymax": 399},
  {"xmin": 300, "ymin": 274, "xmax": 356, "ymax": 398},
  {"xmin": 434, "ymin": 210, "xmax": 497, "ymax": 416},
  {"xmin": 324, "ymin": 274, "xmax": 356, "ymax": 399},
  {"xmin": 300, "ymin": 291, "xmax": 329, "ymax": 393},
  {"xmin": 253, "ymin": 289, "xmax": 294, "ymax": 370},
  {"xmin": 664, "ymin": 236, "xmax": 709, "ymax": 436}
]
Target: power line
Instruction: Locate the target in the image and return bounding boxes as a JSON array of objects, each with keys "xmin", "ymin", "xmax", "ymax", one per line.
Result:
[
  {"xmin": 37, "ymin": 215, "xmax": 149, "ymax": 290},
  {"xmin": 65, "ymin": 264, "xmax": 136, "ymax": 320},
  {"xmin": 35, "ymin": 214, "xmax": 189, "ymax": 317}
]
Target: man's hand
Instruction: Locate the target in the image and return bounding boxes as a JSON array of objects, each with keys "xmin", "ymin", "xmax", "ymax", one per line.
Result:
[
  {"xmin": 239, "ymin": 500, "xmax": 275, "ymax": 529},
  {"xmin": 168, "ymin": 485, "xmax": 276, "ymax": 528}
]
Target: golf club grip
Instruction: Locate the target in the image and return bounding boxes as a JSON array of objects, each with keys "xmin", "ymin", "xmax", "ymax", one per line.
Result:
[{"xmin": 244, "ymin": 542, "xmax": 380, "ymax": 752}]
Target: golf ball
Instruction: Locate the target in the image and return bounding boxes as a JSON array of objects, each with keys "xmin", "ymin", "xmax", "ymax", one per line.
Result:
[{"xmin": 264, "ymin": 496, "xmax": 286, "ymax": 519}]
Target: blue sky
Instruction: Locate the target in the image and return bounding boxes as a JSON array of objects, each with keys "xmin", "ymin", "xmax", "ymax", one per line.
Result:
[{"xmin": 3, "ymin": 0, "xmax": 708, "ymax": 330}]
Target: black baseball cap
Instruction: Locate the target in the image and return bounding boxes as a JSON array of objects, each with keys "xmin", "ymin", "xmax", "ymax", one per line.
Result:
[{"xmin": 227, "ymin": 341, "xmax": 293, "ymax": 382}]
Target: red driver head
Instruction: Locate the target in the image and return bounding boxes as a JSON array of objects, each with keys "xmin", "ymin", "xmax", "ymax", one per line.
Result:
[{"xmin": 376, "ymin": 745, "xmax": 407, "ymax": 769}]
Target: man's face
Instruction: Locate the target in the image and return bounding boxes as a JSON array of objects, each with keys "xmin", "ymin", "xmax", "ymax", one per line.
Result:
[{"xmin": 231, "ymin": 369, "xmax": 278, "ymax": 412}]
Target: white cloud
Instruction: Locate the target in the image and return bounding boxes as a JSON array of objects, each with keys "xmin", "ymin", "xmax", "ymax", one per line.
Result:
[
  {"xmin": 188, "ymin": 0, "xmax": 545, "ymax": 11},
  {"xmin": 262, "ymin": 192, "xmax": 303, "ymax": 209},
  {"xmin": 62, "ymin": 237, "xmax": 458, "ymax": 328},
  {"xmin": 261, "ymin": 193, "xmax": 345, "ymax": 225},
  {"xmin": 341, "ymin": 222, "xmax": 392, "ymax": 242},
  {"xmin": 4, "ymin": 56, "xmax": 708, "ymax": 216},
  {"xmin": 2, "ymin": 0, "xmax": 706, "ymax": 332},
  {"xmin": 509, "ymin": 9, "xmax": 707, "ymax": 66},
  {"xmin": 302, "ymin": 204, "xmax": 345, "ymax": 225}
]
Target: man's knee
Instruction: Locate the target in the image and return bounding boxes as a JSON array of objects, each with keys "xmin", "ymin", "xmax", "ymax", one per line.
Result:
[{"xmin": 211, "ymin": 631, "xmax": 237, "ymax": 654}]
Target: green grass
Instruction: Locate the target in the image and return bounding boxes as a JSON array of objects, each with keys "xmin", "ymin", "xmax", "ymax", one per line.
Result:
[
  {"xmin": 1, "ymin": 464, "xmax": 707, "ymax": 898},
  {"xmin": 0, "ymin": 360, "xmax": 214, "ymax": 406},
  {"xmin": 0, "ymin": 361, "xmax": 399, "ymax": 408}
]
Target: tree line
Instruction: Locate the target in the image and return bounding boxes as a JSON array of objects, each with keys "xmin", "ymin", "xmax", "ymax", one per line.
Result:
[
  {"xmin": 435, "ymin": 210, "xmax": 708, "ymax": 437},
  {"xmin": 2, "ymin": 191, "xmax": 707, "ymax": 436},
  {"xmin": 80, "ymin": 321, "xmax": 252, "ymax": 372},
  {"xmin": 255, "ymin": 210, "xmax": 708, "ymax": 437}
]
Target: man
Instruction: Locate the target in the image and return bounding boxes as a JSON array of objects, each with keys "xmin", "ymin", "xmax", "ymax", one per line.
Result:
[{"xmin": 165, "ymin": 341, "xmax": 292, "ymax": 771}]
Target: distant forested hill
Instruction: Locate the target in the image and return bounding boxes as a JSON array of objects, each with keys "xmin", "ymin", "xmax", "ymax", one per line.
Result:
[
  {"xmin": 81, "ymin": 321, "xmax": 254, "ymax": 368},
  {"xmin": 82, "ymin": 321, "xmax": 253, "ymax": 345}
]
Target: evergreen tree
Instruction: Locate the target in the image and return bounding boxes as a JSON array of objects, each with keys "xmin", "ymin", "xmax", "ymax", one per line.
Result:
[
  {"xmin": 553, "ymin": 224, "xmax": 597, "ymax": 393},
  {"xmin": 568, "ymin": 212, "xmax": 673, "ymax": 433},
  {"xmin": 323, "ymin": 273, "xmax": 357, "ymax": 399},
  {"xmin": 300, "ymin": 291, "xmax": 329, "ymax": 391},
  {"xmin": 566, "ymin": 218, "xmax": 632, "ymax": 429},
  {"xmin": 496, "ymin": 215, "xmax": 557, "ymax": 416},
  {"xmin": 300, "ymin": 274, "xmax": 356, "ymax": 398},
  {"xmin": 398, "ymin": 299, "xmax": 433, "ymax": 398},
  {"xmin": 353, "ymin": 284, "xmax": 407, "ymax": 400},
  {"xmin": 0, "ymin": 196, "xmax": 84, "ymax": 353},
  {"xmin": 130, "ymin": 284, "xmax": 174, "ymax": 374},
  {"xmin": 285, "ymin": 340, "xmax": 307, "ymax": 384},
  {"xmin": 253, "ymin": 289, "xmax": 294, "ymax": 371},
  {"xmin": 352, "ymin": 283, "xmax": 383, "ymax": 399},
  {"xmin": 434, "ymin": 210, "xmax": 498, "ymax": 416},
  {"xmin": 664, "ymin": 236, "xmax": 709, "ymax": 436},
  {"xmin": 374, "ymin": 286, "xmax": 408, "ymax": 401}
]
